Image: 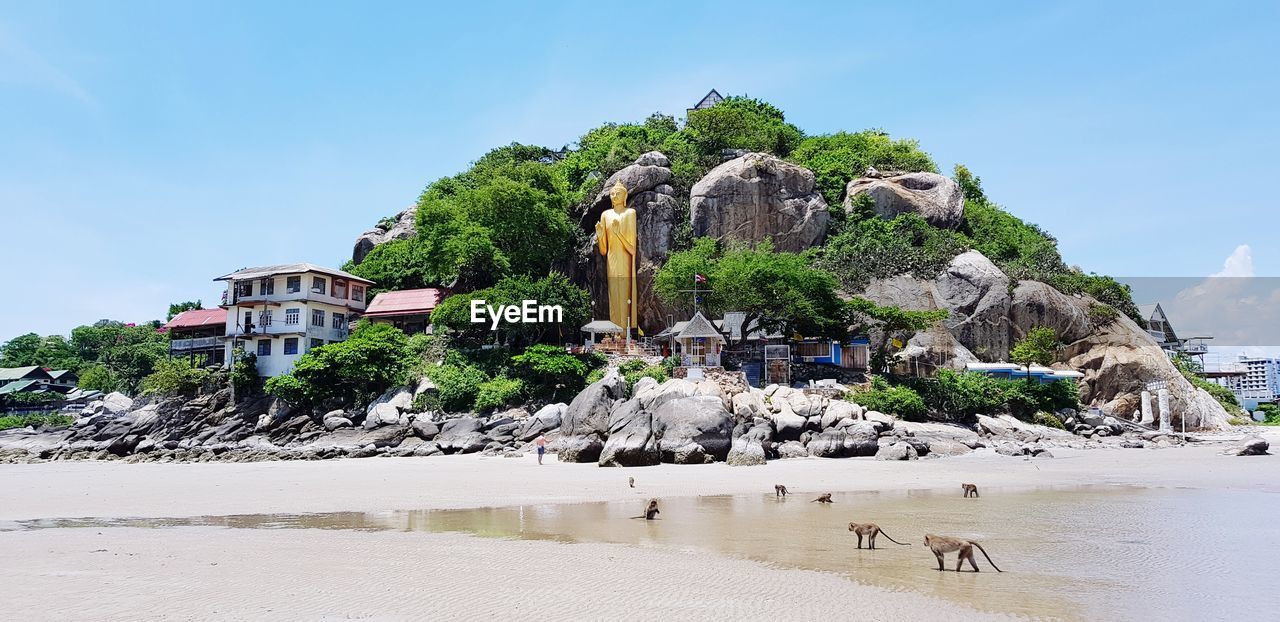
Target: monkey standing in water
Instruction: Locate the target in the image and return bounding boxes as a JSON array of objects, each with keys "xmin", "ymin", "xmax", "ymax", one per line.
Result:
[
  {"xmin": 923, "ymin": 534, "xmax": 1003, "ymax": 572},
  {"xmin": 630, "ymin": 499, "xmax": 660, "ymax": 520},
  {"xmin": 811, "ymin": 493, "xmax": 834, "ymax": 504},
  {"xmin": 847, "ymin": 523, "xmax": 910, "ymax": 549},
  {"xmin": 962, "ymin": 483, "xmax": 980, "ymax": 498},
  {"xmin": 775, "ymin": 484, "xmax": 789, "ymax": 498}
]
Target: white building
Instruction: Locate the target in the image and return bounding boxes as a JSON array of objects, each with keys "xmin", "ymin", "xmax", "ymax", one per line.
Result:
[
  {"xmin": 1238, "ymin": 356, "xmax": 1280, "ymax": 403},
  {"xmin": 215, "ymin": 264, "xmax": 374, "ymax": 377}
]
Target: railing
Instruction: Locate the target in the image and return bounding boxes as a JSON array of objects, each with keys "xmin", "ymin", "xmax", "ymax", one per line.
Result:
[{"xmin": 170, "ymin": 336, "xmax": 219, "ymax": 351}]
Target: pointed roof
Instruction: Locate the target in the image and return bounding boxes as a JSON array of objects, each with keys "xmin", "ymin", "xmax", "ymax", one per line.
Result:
[
  {"xmin": 692, "ymin": 89, "xmax": 724, "ymax": 110},
  {"xmin": 0, "ymin": 366, "xmax": 52, "ymax": 382},
  {"xmin": 676, "ymin": 311, "xmax": 725, "ymax": 341}
]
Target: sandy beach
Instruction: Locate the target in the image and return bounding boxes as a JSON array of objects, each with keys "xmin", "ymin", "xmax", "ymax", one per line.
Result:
[{"xmin": 2, "ymin": 429, "xmax": 1277, "ymax": 621}]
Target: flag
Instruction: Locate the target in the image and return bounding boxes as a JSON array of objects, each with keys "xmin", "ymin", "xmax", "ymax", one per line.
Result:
[{"xmin": 694, "ymin": 274, "xmax": 707, "ymax": 283}]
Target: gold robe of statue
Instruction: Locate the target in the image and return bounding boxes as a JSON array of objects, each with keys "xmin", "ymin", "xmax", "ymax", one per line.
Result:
[{"xmin": 595, "ymin": 181, "xmax": 639, "ymax": 330}]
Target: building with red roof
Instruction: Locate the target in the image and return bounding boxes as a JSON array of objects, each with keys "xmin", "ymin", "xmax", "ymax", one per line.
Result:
[
  {"xmin": 363, "ymin": 288, "xmax": 449, "ymax": 335},
  {"xmin": 162, "ymin": 308, "xmax": 227, "ymax": 366}
]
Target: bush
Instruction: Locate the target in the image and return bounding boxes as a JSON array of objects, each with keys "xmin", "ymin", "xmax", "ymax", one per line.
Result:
[
  {"xmin": 230, "ymin": 351, "xmax": 259, "ymax": 396},
  {"xmin": 818, "ymin": 214, "xmax": 968, "ymax": 291},
  {"xmin": 1088, "ymin": 303, "xmax": 1119, "ymax": 326},
  {"xmin": 1257, "ymin": 403, "xmax": 1279, "ymax": 425},
  {"xmin": 0, "ymin": 412, "xmax": 74, "ymax": 431},
  {"xmin": 852, "ymin": 378, "xmax": 927, "ymax": 421},
  {"xmin": 474, "ymin": 376, "xmax": 525, "ymax": 412},
  {"xmin": 906, "ymin": 370, "xmax": 1080, "ymax": 422},
  {"xmin": 1004, "ymin": 379, "xmax": 1080, "ymax": 420},
  {"xmin": 623, "ymin": 364, "xmax": 669, "ymax": 394},
  {"xmin": 1034, "ymin": 411, "xmax": 1066, "ymax": 429},
  {"xmin": 265, "ymin": 322, "xmax": 413, "ymax": 408},
  {"xmin": 511, "ymin": 344, "xmax": 594, "ymax": 398},
  {"xmin": 788, "ymin": 130, "xmax": 938, "ymax": 206},
  {"xmin": 139, "ymin": 357, "xmax": 211, "ymax": 396},
  {"xmin": 428, "ymin": 363, "xmax": 490, "ymax": 412}
]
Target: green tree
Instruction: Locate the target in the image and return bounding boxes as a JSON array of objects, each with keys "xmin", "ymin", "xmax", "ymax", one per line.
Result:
[
  {"xmin": 1010, "ymin": 327, "xmax": 1061, "ymax": 367},
  {"xmin": 265, "ymin": 322, "xmax": 413, "ymax": 407},
  {"xmin": 0, "ymin": 333, "xmax": 41, "ymax": 367},
  {"xmin": 77, "ymin": 364, "xmax": 120, "ymax": 393},
  {"xmin": 510, "ymin": 344, "xmax": 601, "ymax": 400},
  {"xmin": 818, "ymin": 214, "xmax": 969, "ymax": 290},
  {"xmin": 683, "ymin": 96, "xmax": 804, "ymax": 159},
  {"xmin": 789, "ymin": 130, "xmax": 938, "ymax": 206},
  {"xmin": 430, "ymin": 273, "xmax": 591, "ymax": 349},
  {"xmin": 139, "ymin": 357, "xmax": 210, "ymax": 396},
  {"xmin": 655, "ymin": 239, "xmax": 851, "ymax": 344},
  {"xmin": 167, "ymin": 300, "xmax": 203, "ymax": 320},
  {"xmin": 847, "ymin": 298, "xmax": 949, "ymax": 373}
]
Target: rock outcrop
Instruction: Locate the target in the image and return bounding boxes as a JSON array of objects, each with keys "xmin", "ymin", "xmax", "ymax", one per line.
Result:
[
  {"xmin": 690, "ymin": 153, "xmax": 828, "ymax": 252},
  {"xmin": 844, "ymin": 171, "xmax": 964, "ymax": 229},
  {"xmin": 558, "ymin": 371, "xmax": 627, "ymax": 463},
  {"xmin": 351, "ymin": 205, "xmax": 417, "ymax": 265}
]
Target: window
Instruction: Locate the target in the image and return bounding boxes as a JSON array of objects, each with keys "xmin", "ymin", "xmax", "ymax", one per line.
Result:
[
  {"xmin": 312, "ymin": 309, "xmax": 325, "ymax": 327},
  {"xmin": 257, "ymin": 339, "xmax": 271, "ymax": 356},
  {"xmin": 283, "ymin": 338, "xmax": 298, "ymax": 355},
  {"xmin": 334, "ymin": 280, "xmax": 348, "ymax": 299},
  {"xmin": 285, "ymin": 308, "xmax": 300, "ymax": 325},
  {"xmin": 243, "ymin": 311, "xmax": 253, "ymax": 331},
  {"xmin": 311, "ymin": 277, "xmax": 327, "ymax": 295},
  {"xmin": 261, "ymin": 309, "xmax": 273, "ymax": 326},
  {"xmin": 260, "ymin": 278, "xmax": 274, "ymax": 295},
  {"xmin": 286, "ymin": 276, "xmax": 301, "ymax": 293},
  {"xmin": 332, "ymin": 313, "xmax": 346, "ymax": 330},
  {"xmin": 236, "ymin": 281, "xmax": 252, "ymax": 298},
  {"xmin": 309, "ymin": 338, "xmax": 324, "ymax": 350},
  {"xmin": 351, "ymin": 284, "xmax": 365, "ymax": 302}
]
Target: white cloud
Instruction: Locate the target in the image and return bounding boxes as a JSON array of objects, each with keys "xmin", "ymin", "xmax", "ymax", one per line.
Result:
[{"xmin": 1210, "ymin": 244, "xmax": 1254, "ymax": 278}]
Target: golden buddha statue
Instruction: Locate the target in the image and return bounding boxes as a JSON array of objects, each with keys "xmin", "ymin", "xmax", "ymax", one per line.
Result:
[{"xmin": 595, "ymin": 181, "xmax": 638, "ymax": 331}]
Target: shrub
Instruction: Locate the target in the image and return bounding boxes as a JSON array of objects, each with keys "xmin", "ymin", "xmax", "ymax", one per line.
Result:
[
  {"xmin": 585, "ymin": 368, "xmax": 605, "ymax": 385},
  {"xmin": 0, "ymin": 412, "xmax": 74, "ymax": 431},
  {"xmin": 1257, "ymin": 403, "xmax": 1279, "ymax": 425},
  {"xmin": 1010, "ymin": 327, "xmax": 1060, "ymax": 367},
  {"xmin": 428, "ymin": 363, "xmax": 490, "ymax": 412},
  {"xmin": 139, "ymin": 357, "xmax": 211, "ymax": 396},
  {"xmin": 1088, "ymin": 303, "xmax": 1119, "ymax": 326},
  {"xmin": 230, "ymin": 351, "xmax": 260, "ymax": 396},
  {"xmin": 818, "ymin": 214, "xmax": 968, "ymax": 291},
  {"xmin": 265, "ymin": 322, "xmax": 413, "ymax": 408},
  {"xmin": 623, "ymin": 364, "xmax": 669, "ymax": 394},
  {"xmin": 512, "ymin": 344, "xmax": 593, "ymax": 398},
  {"xmin": 852, "ymin": 378, "xmax": 927, "ymax": 421},
  {"xmin": 1034, "ymin": 411, "xmax": 1066, "ymax": 429},
  {"xmin": 474, "ymin": 376, "xmax": 525, "ymax": 412},
  {"xmin": 1004, "ymin": 379, "xmax": 1080, "ymax": 420},
  {"xmin": 789, "ymin": 130, "xmax": 938, "ymax": 206}
]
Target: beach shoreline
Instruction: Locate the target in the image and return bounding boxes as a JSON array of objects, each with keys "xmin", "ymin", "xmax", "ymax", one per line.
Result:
[{"xmin": 1, "ymin": 428, "xmax": 1276, "ymax": 621}]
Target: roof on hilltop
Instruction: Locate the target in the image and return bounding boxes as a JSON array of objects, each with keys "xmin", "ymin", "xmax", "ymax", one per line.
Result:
[
  {"xmin": 162, "ymin": 308, "xmax": 227, "ymax": 330},
  {"xmin": 213, "ymin": 263, "xmax": 374, "ymax": 284},
  {"xmin": 363, "ymin": 288, "xmax": 449, "ymax": 318}
]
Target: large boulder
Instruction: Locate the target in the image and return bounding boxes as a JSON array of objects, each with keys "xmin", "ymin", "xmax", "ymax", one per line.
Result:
[
  {"xmin": 598, "ymin": 398, "xmax": 659, "ymax": 467},
  {"xmin": 875, "ymin": 441, "xmax": 919, "ymax": 461},
  {"xmin": 726, "ymin": 425, "xmax": 770, "ymax": 466},
  {"xmin": 1228, "ymin": 436, "xmax": 1269, "ymax": 456},
  {"xmin": 352, "ymin": 205, "xmax": 417, "ymax": 265},
  {"xmin": 101, "ymin": 392, "xmax": 134, "ymax": 417},
  {"xmin": 556, "ymin": 436, "xmax": 604, "ymax": 463},
  {"xmin": 652, "ymin": 396, "xmax": 734, "ymax": 463},
  {"xmin": 690, "ymin": 153, "xmax": 829, "ymax": 252},
  {"xmin": 433, "ymin": 417, "xmax": 488, "ymax": 453},
  {"xmin": 585, "ymin": 152, "xmax": 681, "ymax": 333},
  {"xmin": 934, "ymin": 251, "xmax": 1013, "ymax": 360},
  {"xmin": 844, "ymin": 171, "xmax": 964, "ymax": 229},
  {"xmin": 560, "ymin": 371, "xmax": 626, "ymax": 437},
  {"xmin": 731, "ymin": 388, "xmax": 768, "ymax": 420},
  {"xmin": 517, "ymin": 403, "xmax": 565, "ymax": 442}
]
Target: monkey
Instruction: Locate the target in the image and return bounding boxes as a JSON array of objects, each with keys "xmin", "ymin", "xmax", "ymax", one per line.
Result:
[
  {"xmin": 630, "ymin": 499, "xmax": 660, "ymax": 520},
  {"xmin": 962, "ymin": 483, "xmax": 980, "ymax": 498},
  {"xmin": 922, "ymin": 534, "xmax": 1003, "ymax": 572},
  {"xmin": 628, "ymin": 476, "xmax": 635, "ymax": 489},
  {"xmin": 775, "ymin": 484, "xmax": 789, "ymax": 498},
  {"xmin": 811, "ymin": 493, "xmax": 834, "ymax": 504},
  {"xmin": 847, "ymin": 522, "xmax": 910, "ymax": 549}
]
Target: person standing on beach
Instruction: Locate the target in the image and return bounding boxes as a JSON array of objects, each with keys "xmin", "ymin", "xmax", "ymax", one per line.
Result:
[{"xmin": 535, "ymin": 434, "xmax": 548, "ymax": 465}]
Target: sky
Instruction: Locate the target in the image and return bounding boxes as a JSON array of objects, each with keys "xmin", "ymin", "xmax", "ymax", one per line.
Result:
[{"xmin": 1, "ymin": 0, "xmax": 1277, "ymax": 350}]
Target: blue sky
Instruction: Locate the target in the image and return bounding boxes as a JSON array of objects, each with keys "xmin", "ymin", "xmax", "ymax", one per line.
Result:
[{"xmin": 1, "ymin": 0, "xmax": 1277, "ymax": 342}]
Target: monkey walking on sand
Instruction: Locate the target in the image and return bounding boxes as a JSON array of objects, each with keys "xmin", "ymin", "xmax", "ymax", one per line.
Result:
[
  {"xmin": 923, "ymin": 534, "xmax": 1003, "ymax": 572},
  {"xmin": 961, "ymin": 483, "xmax": 980, "ymax": 498},
  {"xmin": 775, "ymin": 484, "xmax": 789, "ymax": 498},
  {"xmin": 628, "ymin": 477, "xmax": 635, "ymax": 489},
  {"xmin": 629, "ymin": 499, "xmax": 660, "ymax": 520},
  {"xmin": 811, "ymin": 493, "xmax": 834, "ymax": 504},
  {"xmin": 847, "ymin": 523, "xmax": 910, "ymax": 549}
]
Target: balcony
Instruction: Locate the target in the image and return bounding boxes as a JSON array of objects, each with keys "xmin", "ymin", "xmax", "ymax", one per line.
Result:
[{"xmin": 170, "ymin": 336, "xmax": 219, "ymax": 352}]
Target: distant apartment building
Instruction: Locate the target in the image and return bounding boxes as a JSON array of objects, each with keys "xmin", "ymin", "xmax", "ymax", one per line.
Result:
[
  {"xmin": 215, "ymin": 264, "xmax": 373, "ymax": 377},
  {"xmin": 1238, "ymin": 357, "xmax": 1280, "ymax": 403}
]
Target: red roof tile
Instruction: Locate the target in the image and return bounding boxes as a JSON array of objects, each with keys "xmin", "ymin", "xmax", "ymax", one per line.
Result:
[
  {"xmin": 363, "ymin": 288, "xmax": 449, "ymax": 318},
  {"xmin": 162, "ymin": 308, "xmax": 227, "ymax": 330}
]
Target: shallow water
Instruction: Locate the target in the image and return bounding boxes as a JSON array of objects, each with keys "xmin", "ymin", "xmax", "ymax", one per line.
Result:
[{"xmin": 7, "ymin": 486, "xmax": 1277, "ymax": 620}]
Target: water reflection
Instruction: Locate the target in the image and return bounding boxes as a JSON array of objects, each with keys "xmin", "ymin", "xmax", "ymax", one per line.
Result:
[{"xmin": 6, "ymin": 486, "xmax": 1277, "ymax": 621}]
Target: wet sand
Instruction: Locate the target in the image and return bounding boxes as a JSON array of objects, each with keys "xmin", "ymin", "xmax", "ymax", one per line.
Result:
[{"xmin": 1, "ymin": 428, "xmax": 1277, "ymax": 621}]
